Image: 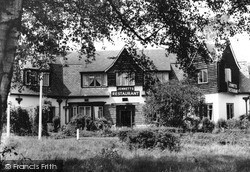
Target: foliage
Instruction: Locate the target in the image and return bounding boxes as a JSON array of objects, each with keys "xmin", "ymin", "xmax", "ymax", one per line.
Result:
[
  {"xmin": 216, "ymin": 118, "xmax": 228, "ymax": 130},
  {"xmin": 118, "ymin": 129, "xmax": 181, "ymax": 151},
  {"xmin": 94, "ymin": 118, "xmax": 112, "ymax": 130},
  {"xmin": 62, "ymin": 114, "xmax": 113, "ymax": 137},
  {"xmin": 143, "ymin": 80, "xmax": 205, "ymax": 128},
  {"xmin": 183, "ymin": 116, "xmax": 200, "ymax": 132},
  {"xmin": 226, "ymin": 119, "xmax": 241, "ymax": 130},
  {"xmin": 199, "ymin": 117, "xmax": 215, "ymax": 133},
  {"xmin": 52, "ymin": 116, "xmax": 60, "ymax": 132},
  {"xmin": 10, "ymin": 107, "xmax": 32, "ymax": 136}
]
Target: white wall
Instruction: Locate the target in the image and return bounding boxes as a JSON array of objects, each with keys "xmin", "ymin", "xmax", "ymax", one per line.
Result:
[
  {"xmin": 8, "ymin": 95, "xmax": 64, "ymax": 126},
  {"xmin": 205, "ymin": 93, "xmax": 249, "ymax": 122}
]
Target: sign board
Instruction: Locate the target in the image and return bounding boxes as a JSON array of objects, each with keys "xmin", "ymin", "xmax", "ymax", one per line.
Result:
[
  {"xmin": 227, "ymin": 82, "xmax": 238, "ymax": 94},
  {"xmin": 111, "ymin": 86, "xmax": 140, "ymax": 97},
  {"xmin": 111, "ymin": 91, "xmax": 140, "ymax": 97}
]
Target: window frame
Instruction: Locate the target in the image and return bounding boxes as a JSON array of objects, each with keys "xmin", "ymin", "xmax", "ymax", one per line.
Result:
[
  {"xmin": 116, "ymin": 72, "xmax": 135, "ymax": 86},
  {"xmin": 81, "ymin": 73, "xmax": 106, "ymax": 87},
  {"xmin": 198, "ymin": 69, "xmax": 208, "ymax": 84},
  {"xmin": 78, "ymin": 106, "xmax": 92, "ymax": 117},
  {"xmin": 93, "ymin": 106, "xmax": 104, "ymax": 119},
  {"xmin": 24, "ymin": 69, "xmax": 50, "ymax": 86},
  {"xmin": 226, "ymin": 103, "xmax": 234, "ymax": 119}
]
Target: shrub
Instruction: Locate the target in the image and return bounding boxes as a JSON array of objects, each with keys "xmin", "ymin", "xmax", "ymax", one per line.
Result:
[
  {"xmin": 240, "ymin": 118, "xmax": 250, "ymax": 130},
  {"xmin": 143, "ymin": 81, "xmax": 205, "ymax": 128},
  {"xmin": 32, "ymin": 108, "xmax": 49, "ymax": 136},
  {"xmin": 226, "ymin": 119, "xmax": 241, "ymax": 130},
  {"xmin": 199, "ymin": 117, "xmax": 215, "ymax": 133},
  {"xmin": 118, "ymin": 129, "xmax": 180, "ymax": 151},
  {"xmin": 52, "ymin": 116, "xmax": 60, "ymax": 132},
  {"xmin": 217, "ymin": 118, "xmax": 227, "ymax": 130},
  {"xmin": 183, "ymin": 116, "xmax": 200, "ymax": 132},
  {"xmin": 10, "ymin": 107, "xmax": 32, "ymax": 136}
]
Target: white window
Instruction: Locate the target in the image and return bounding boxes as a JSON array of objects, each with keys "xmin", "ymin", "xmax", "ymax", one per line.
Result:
[
  {"xmin": 156, "ymin": 72, "xmax": 169, "ymax": 83},
  {"xmin": 25, "ymin": 70, "xmax": 38, "ymax": 85},
  {"xmin": 72, "ymin": 106, "xmax": 77, "ymax": 116},
  {"xmin": 198, "ymin": 69, "xmax": 208, "ymax": 84},
  {"xmin": 93, "ymin": 106, "xmax": 103, "ymax": 119},
  {"xmin": 24, "ymin": 70, "xmax": 50, "ymax": 86},
  {"xmin": 225, "ymin": 68, "xmax": 232, "ymax": 82},
  {"xmin": 43, "ymin": 72, "xmax": 50, "ymax": 86},
  {"xmin": 78, "ymin": 106, "xmax": 91, "ymax": 117},
  {"xmin": 82, "ymin": 74, "xmax": 106, "ymax": 87},
  {"xmin": 116, "ymin": 72, "xmax": 135, "ymax": 86},
  {"xmin": 206, "ymin": 103, "xmax": 213, "ymax": 120}
]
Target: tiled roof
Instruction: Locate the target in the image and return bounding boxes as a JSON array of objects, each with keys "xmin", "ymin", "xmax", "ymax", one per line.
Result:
[
  {"xmin": 11, "ymin": 48, "xmax": 177, "ymax": 97},
  {"xmin": 60, "ymin": 48, "xmax": 174, "ymax": 72},
  {"xmin": 170, "ymin": 64, "xmax": 185, "ymax": 81}
]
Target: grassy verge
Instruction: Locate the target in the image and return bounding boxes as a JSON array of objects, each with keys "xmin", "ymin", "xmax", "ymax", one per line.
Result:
[{"xmin": 1, "ymin": 133, "xmax": 250, "ymax": 172}]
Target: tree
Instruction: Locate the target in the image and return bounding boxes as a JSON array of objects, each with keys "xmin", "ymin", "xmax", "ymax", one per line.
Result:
[
  {"xmin": 1, "ymin": 0, "xmax": 250, "ymax": 141},
  {"xmin": 143, "ymin": 80, "xmax": 205, "ymax": 127}
]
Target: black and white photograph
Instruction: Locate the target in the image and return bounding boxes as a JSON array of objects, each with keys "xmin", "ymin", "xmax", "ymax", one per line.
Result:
[{"xmin": 1, "ymin": 0, "xmax": 250, "ymax": 171}]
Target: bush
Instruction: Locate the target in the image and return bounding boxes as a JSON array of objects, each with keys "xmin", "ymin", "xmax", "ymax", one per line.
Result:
[
  {"xmin": 52, "ymin": 116, "xmax": 60, "ymax": 132},
  {"xmin": 199, "ymin": 117, "xmax": 215, "ymax": 133},
  {"xmin": 217, "ymin": 118, "xmax": 227, "ymax": 130},
  {"xmin": 10, "ymin": 107, "xmax": 32, "ymax": 136},
  {"xmin": 183, "ymin": 116, "xmax": 200, "ymax": 132},
  {"xmin": 226, "ymin": 119, "xmax": 241, "ymax": 130},
  {"xmin": 143, "ymin": 81, "xmax": 205, "ymax": 128},
  {"xmin": 118, "ymin": 129, "xmax": 180, "ymax": 151}
]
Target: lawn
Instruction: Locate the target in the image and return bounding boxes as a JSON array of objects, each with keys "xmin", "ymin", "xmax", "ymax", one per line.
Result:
[{"xmin": 1, "ymin": 132, "xmax": 250, "ymax": 172}]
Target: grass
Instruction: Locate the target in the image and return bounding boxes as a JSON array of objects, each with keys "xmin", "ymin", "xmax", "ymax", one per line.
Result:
[{"xmin": 1, "ymin": 132, "xmax": 250, "ymax": 172}]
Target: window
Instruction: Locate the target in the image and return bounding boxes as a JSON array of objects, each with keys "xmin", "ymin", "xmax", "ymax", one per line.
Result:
[
  {"xmin": 225, "ymin": 68, "xmax": 232, "ymax": 82},
  {"xmin": 156, "ymin": 72, "xmax": 169, "ymax": 83},
  {"xmin": 78, "ymin": 106, "xmax": 91, "ymax": 117},
  {"xmin": 24, "ymin": 70, "xmax": 50, "ymax": 86},
  {"xmin": 25, "ymin": 70, "xmax": 38, "ymax": 85},
  {"xmin": 93, "ymin": 106, "xmax": 103, "ymax": 119},
  {"xmin": 198, "ymin": 69, "xmax": 208, "ymax": 84},
  {"xmin": 116, "ymin": 72, "xmax": 135, "ymax": 86},
  {"xmin": 206, "ymin": 103, "xmax": 213, "ymax": 120},
  {"xmin": 227, "ymin": 103, "xmax": 234, "ymax": 119},
  {"xmin": 82, "ymin": 74, "xmax": 106, "ymax": 87},
  {"xmin": 43, "ymin": 72, "xmax": 50, "ymax": 86}
]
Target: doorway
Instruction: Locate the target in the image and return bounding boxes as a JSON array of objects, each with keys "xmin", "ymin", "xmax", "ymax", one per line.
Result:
[{"xmin": 116, "ymin": 105, "xmax": 135, "ymax": 127}]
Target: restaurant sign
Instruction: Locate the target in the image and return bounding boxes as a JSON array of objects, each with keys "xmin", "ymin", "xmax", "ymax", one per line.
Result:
[
  {"xmin": 111, "ymin": 86, "xmax": 140, "ymax": 97},
  {"xmin": 227, "ymin": 82, "xmax": 238, "ymax": 94}
]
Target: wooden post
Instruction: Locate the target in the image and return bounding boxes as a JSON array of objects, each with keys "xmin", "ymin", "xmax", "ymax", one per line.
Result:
[
  {"xmin": 38, "ymin": 72, "xmax": 43, "ymax": 140},
  {"xmin": 6, "ymin": 101, "xmax": 11, "ymax": 137},
  {"xmin": 76, "ymin": 129, "xmax": 79, "ymax": 140}
]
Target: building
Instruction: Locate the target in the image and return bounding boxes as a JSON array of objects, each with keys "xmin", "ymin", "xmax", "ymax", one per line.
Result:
[
  {"xmin": 195, "ymin": 42, "xmax": 250, "ymax": 122},
  {"xmin": 9, "ymin": 48, "xmax": 179, "ymax": 127},
  {"xmin": 8, "ymin": 43, "xmax": 250, "ymax": 127}
]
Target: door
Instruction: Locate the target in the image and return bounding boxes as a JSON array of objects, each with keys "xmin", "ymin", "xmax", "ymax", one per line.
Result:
[
  {"xmin": 116, "ymin": 105, "xmax": 135, "ymax": 127},
  {"xmin": 120, "ymin": 110, "xmax": 132, "ymax": 127}
]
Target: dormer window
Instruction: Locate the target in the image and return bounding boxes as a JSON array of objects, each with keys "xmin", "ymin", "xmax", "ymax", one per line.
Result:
[
  {"xmin": 198, "ymin": 69, "xmax": 208, "ymax": 84},
  {"xmin": 81, "ymin": 73, "xmax": 107, "ymax": 87},
  {"xmin": 24, "ymin": 69, "xmax": 50, "ymax": 86}
]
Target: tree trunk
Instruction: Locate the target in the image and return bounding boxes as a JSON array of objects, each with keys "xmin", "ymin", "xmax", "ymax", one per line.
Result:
[{"xmin": 0, "ymin": 0, "xmax": 23, "ymax": 143}]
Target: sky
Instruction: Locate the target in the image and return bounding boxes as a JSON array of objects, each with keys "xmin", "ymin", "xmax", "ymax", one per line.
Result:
[{"xmin": 230, "ymin": 34, "xmax": 250, "ymax": 63}]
